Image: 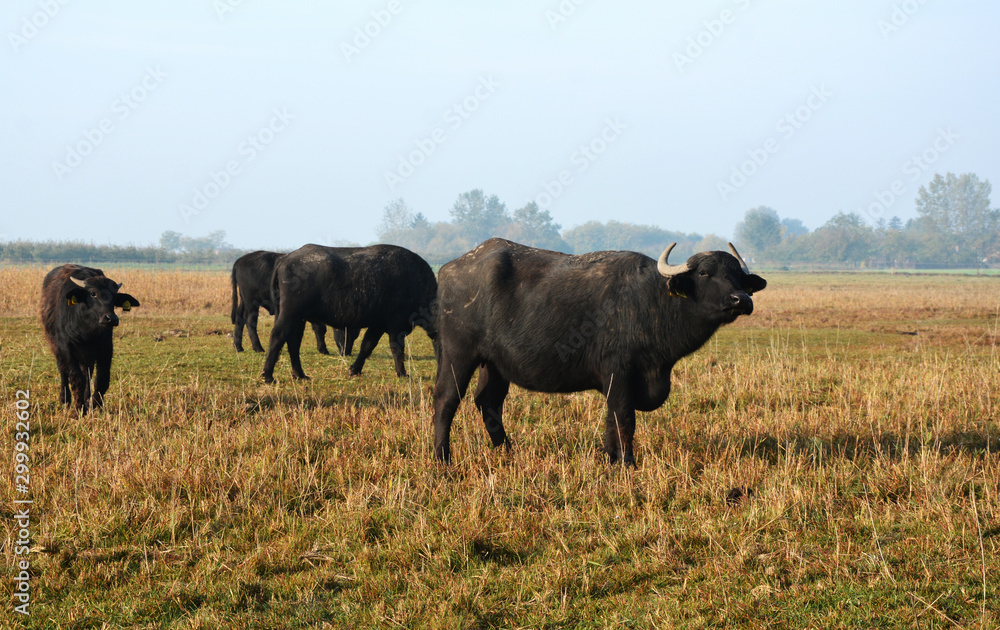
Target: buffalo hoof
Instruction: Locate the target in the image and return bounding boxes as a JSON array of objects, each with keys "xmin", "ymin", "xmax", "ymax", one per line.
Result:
[
  {"xmin": 726, "ymin": 487, "xmax": 755, "ymax": 506},
  {"xmin": 291, "ymin": 374, "xmax": 310, "ymax": 381},
  {"xmin": 234, "ymin": 346, "xmax": 244, "ymax": 353},
  {"xmin": 262, "ymin": 373, "xmax": 275, "ymax": 384},
  {"xmin": 252, "ymin": 347, "xmax": 265, "ymax": 354},
  {"xmin": 316, "ymin": 348, "xmax": 331, "ymax": 356}
]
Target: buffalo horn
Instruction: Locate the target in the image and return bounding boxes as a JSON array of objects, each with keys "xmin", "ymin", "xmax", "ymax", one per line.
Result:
[
  {"xmin": 728, "ymin": 243, "xmax": 751, "ymax": 274},
  {"xmin": 70, "ymin": 276, "xmax": 87, "ymax": 288},
  {"xmin": 657, "ymin": 243, "xmax": 690, "ymax": 277}
]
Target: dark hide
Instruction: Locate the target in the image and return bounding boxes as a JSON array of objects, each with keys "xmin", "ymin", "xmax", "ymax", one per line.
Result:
[
  {"xmin": 432, "ymin": 238, "xmax": 767, "ymax": 465},
  {"xmin": 261, "ymin": 244, "xmax": 438, "ymax": 383},
  {"xmin": 39, "ymin": 264, "xmax": 141, "ymax": 412},
  {"xmin": 230, "ymin": 250, "xmax": 359, "ymax": 354}
]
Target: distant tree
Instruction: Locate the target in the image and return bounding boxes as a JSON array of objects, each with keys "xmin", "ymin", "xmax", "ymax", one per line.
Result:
[
  {"xmin": 507, "ymin": 202, "xmax": 568, "ymax": 251},
  {"xmin": 694, "ymin": 234, "xmax": 729, "ymax": 252},
  {"xmin": 411, "ymin": 212, "xmax": 430, "ymax": 230},
  {"xmin": 179, "ymin": 230, "xmax": 231, "ymax": 253},
  {"xmin": 450, "ymin": 189, "xmax": 511, "ymax": 245},
  {"xmin": 562, "ymin": 220, "xmax": 700, "ymax": 259},
  {"xmin": 915, "ymin": 172, "xmax": 998, "ymax": 264},
  {"xmin": 206, "ymin": 230, "xmax": 229, "ymax": 251},
  {"xmin": 376, "ymin": 198, "xmax": 415, "ymax": 242},
  {"xmin": 887, "ymin": 216, "xmax": 903, "ymax": 231},
  {"xmin": 422, "ymin": 222, "xmax": 469, "ymax": 263},
  {"xmin": 160, "ymin": 230, "xmax": 182, "ymax": 252},
  {"xmin": 811, "ymin": 212, "xmax": 874, "ymax": 263},
  {"xmin": 734, "ymin": 206, "xmax": 782, "ymax": 256},
  {"xmin": 780, "ymin": 217, "xmax": 809, "ymax": 238}
]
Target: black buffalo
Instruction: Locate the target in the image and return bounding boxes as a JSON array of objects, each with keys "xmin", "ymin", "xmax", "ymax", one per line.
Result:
[
  {"xmin": 40, "ymin": 265, "xmax": 141, "ymax": 412},
  {"xmin": 231, "ymin": 250, "xmax": 359, "ymax": 355},
  {"xmin": 261, "ymin": 244, "xmax": 438, "ymax": 383},
  {"xmin": 432, "ymin": 238, "xmax": 767, "ymax": 465}
]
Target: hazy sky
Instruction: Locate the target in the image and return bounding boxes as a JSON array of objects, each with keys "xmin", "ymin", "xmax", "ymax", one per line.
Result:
[{"xmin": 3, "ymin": 1, "xmax": 998, "ymax": 249}]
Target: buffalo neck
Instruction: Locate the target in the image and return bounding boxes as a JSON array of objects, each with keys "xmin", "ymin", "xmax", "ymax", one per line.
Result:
[{"xmin": 657, "ymin": 285, "xmax": 724, "ymax": 365}]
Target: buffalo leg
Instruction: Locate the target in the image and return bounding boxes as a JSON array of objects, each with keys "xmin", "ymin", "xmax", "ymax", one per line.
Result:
[
  {"xmin": 58, "ymin": 369, "xmax": 71, "ymax": 406},
  {"xmin": 334, "ymin": 327, "xmax": 359, "ymax": 356},
  {"xmin": 473, "ymin": 363, "xmax": 510, "ymax": 449},
  {"xmin": 349, "ymin": 328, "xmax": 384, "ymax": 376},
  {"xmin": 387, "ymin": 329, "xmax": 409, "ymax": 378},
  {"xmin": 92, "ymin": 355, "xmax": 112, "ymax": 410},
  {"xmin": 262, "ymin": 312, "xmax": 296, "ymax": 383},
  {"xmin": 344, "ymin": 328, "xmax": 359, "ymax": 355},
  {"xmin": 59, "ymin": 353, "xmax": 90, "ymax": 412},
  {"xmin": 312, "ymin": 322, "xmax": 330, "ymax": 355},
  {"xmin": 603, "ymin": 397, "xmax": 637, "ymax": 466},
  {"xmin": 432, "ymin": 352, "xmax": 479, "ymax": 463},
  {"xmin": 233, "ymin": 303, "xmax": 246, "ymax": 352},
  {"xmin": 80, "ymin": 364, "xmax": 94, "ymax": 414},
  {"xmin": 603, "ymin": 375, "xmax": 637, "ymax": 466},
  {"xmin": 286, "ymin": 319, "xmax": 309, "ymax": 380},
  {"xmin": 246, "ymin": 308, "xmax": 266, "ymax": 353}
]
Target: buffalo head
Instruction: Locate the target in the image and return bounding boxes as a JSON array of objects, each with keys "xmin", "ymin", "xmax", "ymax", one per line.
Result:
[
  {"xmin": 657, "ymin": 242, "xmax": 767, "ymax": 324},
  {"xmin": 67, "ymin": 275, "xmax": 140, "ymax": 330}
]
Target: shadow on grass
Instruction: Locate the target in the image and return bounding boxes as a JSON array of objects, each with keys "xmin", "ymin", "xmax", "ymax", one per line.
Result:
[
  {"xmin": 242, "ymin": 392, "xmax": 402, "ymax": 416},
  {"xmin": 712, "ymin": 430, "xmax": 1000, "ymax": 463}
]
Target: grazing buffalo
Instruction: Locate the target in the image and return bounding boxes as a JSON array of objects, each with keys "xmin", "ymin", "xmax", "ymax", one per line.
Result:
[
  {"xmin": 261, "ymin": 244, "xmax": 438, "ymax": 383},
  {"xmin": 40, "ymin": 265, "xmax": 141, "ymax": 412},
  {"xmin": 432, "ymin": 238, "xmax": 767, "ymax": 465},
  {"xmin": 231, "ymin": 250, "xmax": 359, "ymax": 355}
]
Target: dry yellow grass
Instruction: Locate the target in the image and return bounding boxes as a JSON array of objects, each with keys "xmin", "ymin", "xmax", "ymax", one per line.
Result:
[{"xmin": 1, "ymin": 268, "xmax": 997, "ymax": 628}]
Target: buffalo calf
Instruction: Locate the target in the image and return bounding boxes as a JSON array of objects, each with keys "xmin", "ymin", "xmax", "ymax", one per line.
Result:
[{"xmin": 40, "ymin": 265, "xmax": 141, "ymax": 412}]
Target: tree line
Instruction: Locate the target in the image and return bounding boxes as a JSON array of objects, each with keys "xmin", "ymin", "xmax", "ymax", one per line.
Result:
[
  {"xmin": 734, "ymin": 173, "xmax": 999, "ymax": 268},
  {"xmin": 2, "ymin": 172, "xmax": 995, "ymax": 269},
  {"xmin": 374, "ymin": 190, "xmax": 722, "ymax": 264},
  {"xmin": 0, "ymin": 231, "xmax": 242, "ymax": 265}
]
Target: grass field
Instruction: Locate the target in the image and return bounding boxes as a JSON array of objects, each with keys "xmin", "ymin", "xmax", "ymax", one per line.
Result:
[{"xmin": 1, "ymin": 267, "xmax": 998, "ymax": 628}]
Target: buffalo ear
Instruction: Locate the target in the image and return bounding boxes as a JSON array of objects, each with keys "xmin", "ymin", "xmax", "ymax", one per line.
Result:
[
  {"xmin": 67, "ymin": 287, "xmax": 88, "ymax": 306},
  {"xmin": 667, "ymin": 274, "xmax": 694, "ymax": 299},
  {"xmin": 744, "ymin": 274, "xmax": 767, "ymax": 294},
  {"xmin": 114, "ymin": 293, "xmax": 140, "ymax": 311}
]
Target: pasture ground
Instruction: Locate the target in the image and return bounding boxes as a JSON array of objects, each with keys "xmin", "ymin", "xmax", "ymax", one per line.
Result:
[{"xmin": 1, "ymin": 268, "xmax": 998, "ymax": 628}]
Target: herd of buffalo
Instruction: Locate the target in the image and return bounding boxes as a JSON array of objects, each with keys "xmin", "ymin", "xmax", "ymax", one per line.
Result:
[{"xmin": 39, "ymin": 238, "xmax": 766, "ymax": 464}]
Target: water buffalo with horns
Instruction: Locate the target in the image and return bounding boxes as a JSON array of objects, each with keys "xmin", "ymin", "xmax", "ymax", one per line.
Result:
[
  {"xmin": 432, "ymin": 238, "xmax": 766, "ymax": 465},
  {"xmin": 40, "ymin": 264, "xmax": 141, "ymax": 412},
  {"xmin": 230, "ymin": 250, "xmax": 359, "ymax": 355},
  {"xmin": 261, "ymin": 244, "xmax": 438, "ymax": 383}
]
